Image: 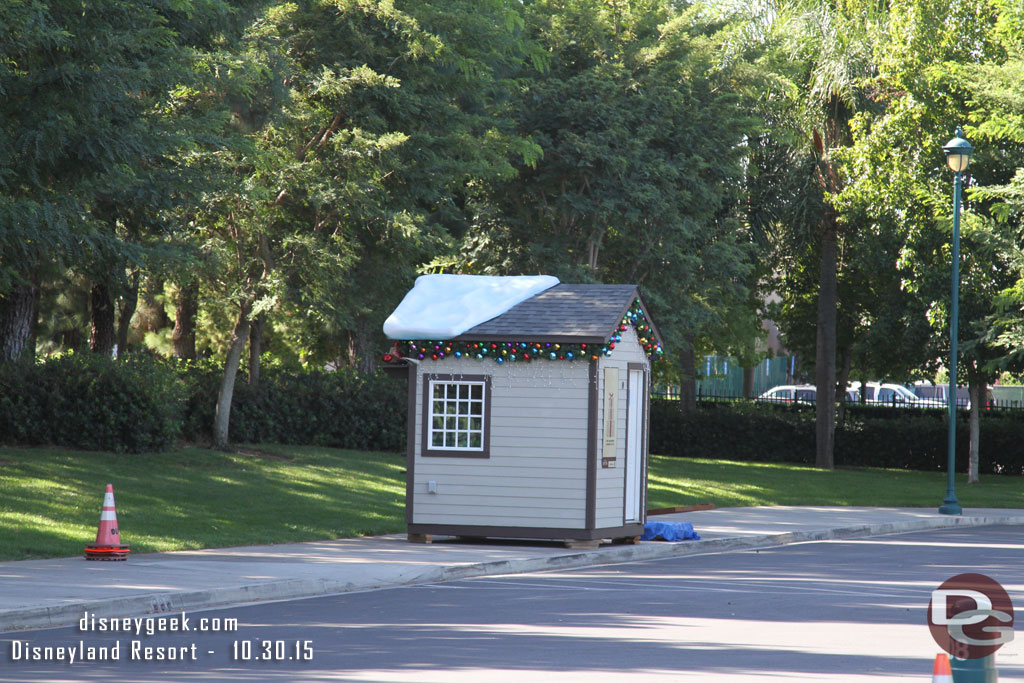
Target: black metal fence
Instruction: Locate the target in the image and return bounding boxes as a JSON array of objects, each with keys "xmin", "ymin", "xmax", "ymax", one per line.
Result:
[{"xmin": 652, "ymin": 385, "xmax": 1024, "ymax": 413}]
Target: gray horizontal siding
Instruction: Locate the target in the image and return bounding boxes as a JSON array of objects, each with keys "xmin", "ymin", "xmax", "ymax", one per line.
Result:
[
  {"xmin": 412, "ymin": 357, "xmax": 590, "ymax": 529},
  {"xmin": 414, "ymin": 502, "xmax": 583, "ymax": 518},
  {"xmin": 486, "ymin": 431, "xmax": 592, "ymax": 446},
  {"xmin": 487, "ymin": 391, "xmax": 589, "ymax": 404},
  {"xmin": 490, "ymin": 415, "xmax": 589, "ymax": 428},
  {"xmin": 597, "ymin": 479, "xmax": 624, "ymax": 492},
  {"xmin": 414, "ymin": 484, "xmax": 586, "ymax": 500},
  {"xmin": 408, "ymin": 472, "xmax": 588, "ymax": 488},
  {"xmin": 407, "ymin": 512, "xmax": 580, "ymax": 527},
  {"xmin": 609, "ymin": 326, "xmax": 649, "ymax": 364},
  {"xmin": 410, "ymin": 467, "xmax": 585, "ymax": 482},
  {"xmin": 417, "ymin": 458, "xmax": 585, "ymax": 471}
]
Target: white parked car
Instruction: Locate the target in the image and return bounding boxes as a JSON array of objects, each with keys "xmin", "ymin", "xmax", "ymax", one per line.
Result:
[
  {"xmin": 757, "ymin": 384, "xmax": 817, "ymax": 404},
  {"xmin": 849, "ymin": 382, "xmax": 946, "ymax": 408},
  {"xmin": 758, "ymin": 384, "xmax": 860, "ymax": 405},
  {"xmin": 911, "ymin": 381, "xmax": 994, "ymax": 410}
]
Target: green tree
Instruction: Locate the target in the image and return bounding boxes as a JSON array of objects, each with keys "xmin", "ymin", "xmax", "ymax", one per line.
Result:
[
  {"xmin": 959, "ymin": 3, "xmax": 1024, "ymax": 478},
  {"xmin": 834, "ymin": 0, "xmax": 1014, "ymax": 481},
  {"xmin": 761, "ymin": 0, "xmax": 884, "ymax": 468},
  {"xmin": 0, "ymin": 0, "xmax": 240, "ymax": 363},
  {"xmin": 261, "ymin": 0, "xmax": 539, "ymax": 371},
  {"xmin": 969, "ymin": 1, "xmax": 1024, "ymax": 356},
  {"xmin": 200, "ymin": 0, "xmax": 540, "ymax": 447},
  {"xmin": 464, "ymin": 0, "xmax": 765, "ymax": 409}
]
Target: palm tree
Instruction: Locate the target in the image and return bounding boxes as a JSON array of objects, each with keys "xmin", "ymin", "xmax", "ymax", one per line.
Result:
[{"xmin": 770, "ymin": 0, "xmax": 882, "ymax": 468}]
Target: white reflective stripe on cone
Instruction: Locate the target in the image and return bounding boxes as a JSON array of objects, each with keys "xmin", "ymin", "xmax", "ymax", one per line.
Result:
[
  {"xmin": 100, "ymin": 510, "xmax": 118, "ymax": 521},
  {"xmin": 932, "ymin": 653, "xmax": 953, "ymax": 682},
  {"xmin": 103, "ymin": 492, "xmax": 115, "ymax": 506}
]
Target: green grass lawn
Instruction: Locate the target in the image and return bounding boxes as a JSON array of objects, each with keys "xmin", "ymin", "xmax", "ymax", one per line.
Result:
[
  {"xmin": 1, "ymin": 445, "xmax": 1022, "ymax": 561},
  {"xmin": 0, "ymin": 445, "xmax": 406, "ymax": 561},
  {"xmin": 647, "ymin": 456, "xmax": 1024, "ymax": 509}
]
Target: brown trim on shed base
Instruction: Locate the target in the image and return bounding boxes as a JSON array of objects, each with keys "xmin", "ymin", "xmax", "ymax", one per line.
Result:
[
  {"xmin": 611, "ymin": 535, "xmax": 641, "ymax": 545},
  {"xmin": 406, "ymin": 523, "xmax": 645, "ymax": 542},
  {"xmin": 648, "ymin": 503, "xmax": 716, "ymax": 516}
]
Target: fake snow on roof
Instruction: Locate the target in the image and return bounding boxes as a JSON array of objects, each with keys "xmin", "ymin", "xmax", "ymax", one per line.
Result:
[{"xmin": 383, "ymin": 274, "xmax": 560, "ymax": 340}]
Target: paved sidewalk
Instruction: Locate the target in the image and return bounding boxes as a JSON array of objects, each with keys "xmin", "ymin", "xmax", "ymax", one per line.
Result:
[{"xmin": 3, "ymin": 505, "xmax": 1023, "ymax": 633}]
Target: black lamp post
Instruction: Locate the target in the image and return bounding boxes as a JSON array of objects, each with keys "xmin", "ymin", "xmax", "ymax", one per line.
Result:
[{"xmin": 938, "ymin": 127, "xmax": 974, "ymax": 516}]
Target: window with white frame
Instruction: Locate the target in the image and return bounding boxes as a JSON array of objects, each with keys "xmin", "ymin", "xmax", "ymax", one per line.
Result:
[{"xmin": 424, "ymin": 376, "xmax": 489, "ymax": 457}]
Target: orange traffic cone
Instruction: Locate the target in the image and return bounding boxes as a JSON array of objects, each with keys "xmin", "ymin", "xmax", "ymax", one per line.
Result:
[
  {"xmin": 84, "ymin": 484, "xmax": 130, "ymax": 561},
  {"xmin": 932, "ymin": 653, "xmax": 954, "ymax": 683}
]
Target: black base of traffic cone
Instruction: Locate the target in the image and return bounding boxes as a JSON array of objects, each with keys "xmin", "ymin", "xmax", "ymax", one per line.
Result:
[{"xmin": 84, "ymin": 543, "xmax": 130, "ymax": 561}]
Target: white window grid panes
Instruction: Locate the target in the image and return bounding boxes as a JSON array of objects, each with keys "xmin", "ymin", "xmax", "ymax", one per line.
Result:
[{"xmin": 429, "ymin": 381, "xmax": 485, "ymax": 451}]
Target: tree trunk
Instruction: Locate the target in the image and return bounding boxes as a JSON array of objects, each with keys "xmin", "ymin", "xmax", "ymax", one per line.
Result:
[
  {"xmin": 116, "ymin": 278, "xmax": 139, "ymax": 357},
  {"xmin": 678, "ymin": 335, "xmax": 697, "ymax": 414},
  {"xmin": 835, "ymin": 343, "xmax": 852, "ymax": 425},
  {"xmin": 814, "ymin": 221, "xmax": 838, "ymax": 469},
  {"xmin": 213, "ymin": 300, "xmax": 252, "ymax": 450},
  {"xmin": 171, "ymin": 281, "xmax": 198, "ymax": 360},
  {"xmin": 89, "ymin": 282, "xmax": 116, "ymax": 356},
  {"xmin": 248, "ymin": 313, "xmax": 266, "ymax": 386},
  {"xmin": 742, "ymin": 366, "xmax": 755, "ymax": 399},
  {"xmin": 0, "ymin": 283, "xmax": 39, "ymax": 364},
  {"xmin": 967, "ymin": 371, "xmax": 983, "ymax": 484},
  {"xmin": 346, "ymin": 318, "xmax": 378, "ymax": 374},
  {"xmin": 134, "ymin": 277, "xmax": 172, "ymax": 338}
]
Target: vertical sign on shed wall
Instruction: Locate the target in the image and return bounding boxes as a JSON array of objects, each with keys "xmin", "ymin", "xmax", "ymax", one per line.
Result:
[{"xmin": 602, "ymin": 367, "xmax": 618, "ymax": 468}]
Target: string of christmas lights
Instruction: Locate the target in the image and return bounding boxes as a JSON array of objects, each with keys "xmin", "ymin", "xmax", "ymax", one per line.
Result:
[{"xmin": 383, "ymin": 300, "xmax": 664, "ymax": 365}]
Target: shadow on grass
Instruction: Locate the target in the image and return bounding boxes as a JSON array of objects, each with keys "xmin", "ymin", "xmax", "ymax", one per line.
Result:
[
  {"xmin": 647, "ymin": 455, "xmax": 1024, "ymax": 510},
  {"xmin": 0, "ymin": 445, "xmax": 407, "ymax": 560}
]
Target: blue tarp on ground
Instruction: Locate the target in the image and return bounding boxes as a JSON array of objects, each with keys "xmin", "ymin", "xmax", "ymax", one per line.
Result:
[{"xmin": 641, "ymin": 520, "xmax": 700, "ymax": 542}]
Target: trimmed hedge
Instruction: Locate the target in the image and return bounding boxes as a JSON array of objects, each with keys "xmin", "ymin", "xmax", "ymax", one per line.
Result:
[
  {"xmin": 178, "ymin": 362, "xmax": 407, "ymax": 451},
  {"xmin": 650, "ymin": 399, "xmax": 1024, "ymax": 475},
  {"xmin": 0, "ymin": 356, "xmax": 406, "ymax": 453},
  {"xmin": 10, "ymin": 355, "xmax": 1019, "ymax": 473},
  {"xmin": 0, "ymin": 354, "xmax": 185, "ymax": 452},
  {"xmin": 650, "ymin": 399, "xmax": 815, "ymax": 465}
]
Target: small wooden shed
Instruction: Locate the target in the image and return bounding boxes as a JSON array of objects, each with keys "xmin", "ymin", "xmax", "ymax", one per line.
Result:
[{"xmin": 383, "ymin": 275, "xmax": 664, "ymax": 545}]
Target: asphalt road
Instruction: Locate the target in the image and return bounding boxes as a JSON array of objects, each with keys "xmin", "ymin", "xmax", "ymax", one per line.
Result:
[{"xmin": 3, "ymin": 526, "xmax": 1023, "ymax": 682}]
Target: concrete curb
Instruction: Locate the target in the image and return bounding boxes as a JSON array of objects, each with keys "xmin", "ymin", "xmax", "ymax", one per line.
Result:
[{"xmin": 4, "ymin": 513, "xmax": 1022, "ymax": 633}]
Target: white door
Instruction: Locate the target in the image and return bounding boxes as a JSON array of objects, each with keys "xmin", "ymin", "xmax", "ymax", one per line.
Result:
[{"xmin": 624, "ymin": 368, "xmax": 644, "ymax": 523}]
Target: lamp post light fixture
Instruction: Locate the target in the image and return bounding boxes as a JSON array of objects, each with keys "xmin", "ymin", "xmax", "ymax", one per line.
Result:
[{"xmin": 939, "ymin": 127, "xmax": 974, "ymax": 516}]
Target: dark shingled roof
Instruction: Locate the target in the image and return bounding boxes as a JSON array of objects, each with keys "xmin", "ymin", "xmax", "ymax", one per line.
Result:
[{"xmin": 453, "ymin": 283, "xmax": 661, "ymax": 345}]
